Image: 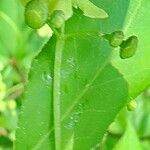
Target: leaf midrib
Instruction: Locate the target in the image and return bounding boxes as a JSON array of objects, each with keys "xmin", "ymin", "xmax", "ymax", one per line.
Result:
[{"xmin": 53, "ymin": 26, "xmax": 65, "ymax": 150}]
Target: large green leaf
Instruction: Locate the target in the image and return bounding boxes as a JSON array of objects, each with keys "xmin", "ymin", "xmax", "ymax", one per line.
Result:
[
  {"xmin": 16, "ymin": 2, "xmax": 128, "ymax": 149},
  {"xmin": 15, "ymin": 0, "xmax": 131, "ymax": 150},
  {"xmin": 15, "ymin": 0, "xmax": 150, "ymax": 149},
  {"xmin": 15, "ymin": 36, "xmax": 128, "ymax": 150}
]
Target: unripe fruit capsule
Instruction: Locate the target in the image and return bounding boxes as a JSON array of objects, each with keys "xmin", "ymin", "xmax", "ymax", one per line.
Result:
[
  {"xmin": 120, "ymin": 36, "xmax": 138, "ymax": 59},
  {"xmin": 25, "ymin": 0, "xmax": 48, "ymax": 29},
  {"xmin": 48, "ymin": 10, "xmax": 65, "ymax": 29},
  {"xmin": 127, "ymin": 100, "xmax": 137, "ymax": 111},
  {"xmin": 109, "ymin": 31, "xmax": 124, "ymax": 47}
]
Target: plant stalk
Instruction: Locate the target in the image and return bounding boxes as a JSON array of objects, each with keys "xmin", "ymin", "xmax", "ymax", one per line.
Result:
[{"xmin": 53, "ymin": 25, "xmax": 65, "ymax": 150}]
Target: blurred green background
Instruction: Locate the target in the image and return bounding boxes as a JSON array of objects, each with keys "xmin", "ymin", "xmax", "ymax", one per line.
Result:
[{"xmin": 0, "ymin": 0, "xmax": 149, "ymax": 149}]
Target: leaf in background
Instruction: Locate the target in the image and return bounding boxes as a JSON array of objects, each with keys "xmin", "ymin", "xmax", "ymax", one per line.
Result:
[
  {"xmin": 0, "ymin": 0, "xmax": 21, "ymax": 56},
  {"xmin": 113, "ymin": 121, "xmax": 143, "ymax": 150}
]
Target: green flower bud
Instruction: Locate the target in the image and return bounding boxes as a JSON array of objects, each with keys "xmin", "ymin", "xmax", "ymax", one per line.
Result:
[
  {"xmin": 25, "ymin": 0, "xmax": 48, "ymax": 29},
  {"xmin": 127, "ymin": 100, "xmax": 137, "ymax": 111},
  {"xmin": 48, "ymin": 10, "xmax": 65, "ymax": 29},
  {"xmin": 109, "ymin": 31, "xmax": 124, "ymax": 47},
  {"xmin": 120, "ymin": 36, "xmax": 138, "ymax": 59}
]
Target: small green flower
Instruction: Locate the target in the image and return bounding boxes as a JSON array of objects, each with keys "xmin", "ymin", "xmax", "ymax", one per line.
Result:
[{"xmin": 127, "ymin": 100, "xmax": 137, "ymax": 111}]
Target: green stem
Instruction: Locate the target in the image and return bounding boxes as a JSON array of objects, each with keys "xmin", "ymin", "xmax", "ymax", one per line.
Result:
[
  {"xmin": 53, "ymin": 26, "xmax": 65, "ymax": 150},
  {"xmin": 5, "ymin": 83, "xmax": 24, "ymax": 100}
]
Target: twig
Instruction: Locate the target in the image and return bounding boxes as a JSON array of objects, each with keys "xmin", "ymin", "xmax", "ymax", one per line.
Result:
[
  {"xmin": 5, "ymin": 83, "xmax": 24, "ymax": 100},
  {"xmin": 9, "ymin": 58, "xmax": 26, "ymax": 83}
]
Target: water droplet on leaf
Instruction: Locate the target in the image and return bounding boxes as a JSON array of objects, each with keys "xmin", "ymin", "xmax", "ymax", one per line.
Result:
[{"xmin": 42, "ymin": 71, "xmax": 52, "ymax": 84}]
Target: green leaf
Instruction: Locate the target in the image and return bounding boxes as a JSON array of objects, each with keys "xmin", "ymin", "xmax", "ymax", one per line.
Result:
[
  {"xmin": 73, "ymin": 64, "xmax": 128, "ymax": 149},
  {"xmin": 113, "ymin": 122, "xmax": 143, "ymax": 150},
  {"xmin": 15, "ymin": 1, "xmax": 131, "ymax": 150},
  {"xmin": 14, "ymin": 27, "xmax": 114, "ymax": 150},
  {"xmin": 0, "ymin": 0, "xmax": 21, "ymax": 56},
  {"xmin": 16, "ymin": 0, "xmax": 150, "ymax": 150},
  {"xmin": 15, "ymin": 37, "xmax": 128, "ymax": 150}
]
